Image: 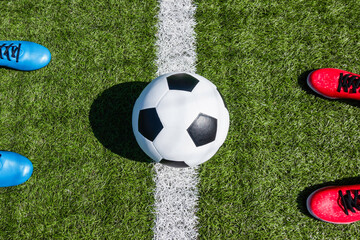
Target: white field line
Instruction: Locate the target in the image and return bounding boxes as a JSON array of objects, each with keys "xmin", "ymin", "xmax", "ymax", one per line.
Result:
[{"xmin": 153, "ymin": 0, "xmax": 199, "ymax": 240}]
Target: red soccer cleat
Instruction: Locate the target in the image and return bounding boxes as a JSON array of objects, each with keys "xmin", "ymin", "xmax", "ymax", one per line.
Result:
[
  {"xmin": 307, "ymin": 68, "xmax": 360, "ymax": 100},
  {"xmin": 307, "ymin": 184, "xmax": 360, "ymax": 224}
]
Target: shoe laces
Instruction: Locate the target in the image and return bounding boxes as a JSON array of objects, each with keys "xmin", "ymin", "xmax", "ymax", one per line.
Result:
[
  {"xmin": 337, "ymin": 73, "xmax": 360, "ymax": 93},
  {"xmin": 0, "ymin": 43, "xmax": 21, "ymax": 62},
  {"xmin": 339, "ymin": 190, "xmax": 360, "ymax": 215}
]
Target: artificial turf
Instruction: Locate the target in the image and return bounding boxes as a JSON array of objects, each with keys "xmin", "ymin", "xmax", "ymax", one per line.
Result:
[
  {"xmin": 0, "ymin": 0, "xmax": 158, "ymax": 239},
  {"xmin": 2, "ymin": 0, "xmax": 360, "ymax": 239},
  {"xmin": 196, "ymin": 0, "xmax": 360, "ymax": 239}
]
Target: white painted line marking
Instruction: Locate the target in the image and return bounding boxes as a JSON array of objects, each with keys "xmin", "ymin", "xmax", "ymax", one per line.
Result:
[{"xmin": 153, "ymin": 0, "xmax": 199, "ymax": 239}]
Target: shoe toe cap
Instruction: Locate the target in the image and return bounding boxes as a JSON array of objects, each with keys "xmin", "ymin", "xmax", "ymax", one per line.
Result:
[
  {"xmin": 21, "ymin": 41, "xmax": 51, "ymax": 70},
  {"xmin": 0, "ymin": 151, "xmax": 33, "ymax": 187},
  {"xmin": 307, "ymin": 68, "xmax": 341, "ymax": 99},
  {"xmin": 307, "ymin": 186, "xmax": 339, "ymax": 222}
]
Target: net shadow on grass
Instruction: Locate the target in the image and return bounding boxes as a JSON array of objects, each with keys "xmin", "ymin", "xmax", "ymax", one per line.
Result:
[
  {"xmin": 89, "ymin": 82, "xmax": 152, "ymax": 163},
  {"xmin": 298, "ymin": 69, "xmax": 360, "ymax": 108},
  {"xmin": 297, "ymin": 176, "xmax": 360, "ymax": 219}
]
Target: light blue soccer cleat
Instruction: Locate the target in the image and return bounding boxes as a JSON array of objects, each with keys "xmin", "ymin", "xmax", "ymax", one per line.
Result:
[
  {"xmin": 0, "ymin": 151, "xmax": 33, "ymax": 187},
  {"xmin": 0, "ymin": 41, "xmax": 51, "ymax": 71}
]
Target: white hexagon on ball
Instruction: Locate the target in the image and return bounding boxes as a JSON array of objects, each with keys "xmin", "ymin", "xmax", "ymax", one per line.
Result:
[{"xmin": 132, "ymin": 72, "xmax": 229, "ymax": 168}]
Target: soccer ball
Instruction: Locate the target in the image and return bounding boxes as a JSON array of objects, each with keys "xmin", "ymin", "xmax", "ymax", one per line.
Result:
[{"xmin": 132, "ymin": 72, "xmax": 229, "ymax": 167}]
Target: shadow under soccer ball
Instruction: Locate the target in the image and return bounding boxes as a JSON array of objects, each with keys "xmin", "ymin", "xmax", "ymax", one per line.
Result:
[{"xmin": 89, "ymin": 82, "xmax": 152, "ymax": 163}]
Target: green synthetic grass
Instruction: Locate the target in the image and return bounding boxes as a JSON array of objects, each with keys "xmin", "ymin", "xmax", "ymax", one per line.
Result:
[
  {"xmin": 0, "ymin": 0, "xmax": 158, "ymax": 239},
  {"xmin": 196, "ymin": 0, "xmax": 360, "ymax": 239},
  {"xmin": 2, "ymin": 0, "xmax": 360, "ymax": 239}
]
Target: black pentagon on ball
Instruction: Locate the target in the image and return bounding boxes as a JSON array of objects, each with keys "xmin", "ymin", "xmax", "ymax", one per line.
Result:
[
  {"xmin": 160, "ymin": 159, "xmax": 190, "ymax": 168},
  {"xmin": 167, "ymin": 73, "xmax": 199, "ymax": 92},
  {"xmin": 187, "ymin": 113, "xmax": 217, "ymax": 147},
  {"xmin": 138, "ymin": 108, "xmax": 163, "ymax": 141}
]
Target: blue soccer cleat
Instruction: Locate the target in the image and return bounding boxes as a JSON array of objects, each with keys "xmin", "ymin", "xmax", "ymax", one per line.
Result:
[
  {"xmin": 0, "ymin": 41, "xmax": 51, "ymax": 71},
  {"xmin": 0, "ymin": 151, "xmax": 33, "ymax": 187}
]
